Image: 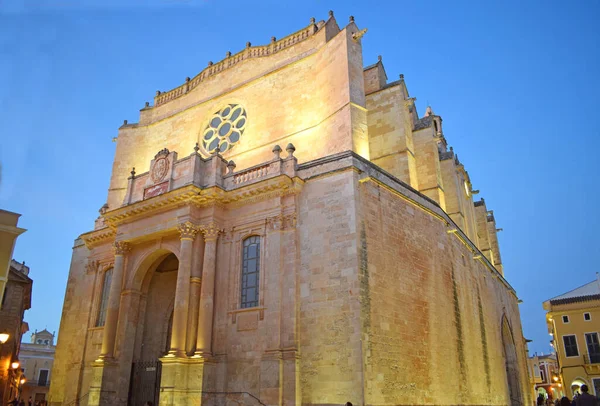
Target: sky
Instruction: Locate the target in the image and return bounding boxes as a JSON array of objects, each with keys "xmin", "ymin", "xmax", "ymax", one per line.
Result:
[{"xmin": 0, "ymin": 0, "xmax": 598, "ymax": 354}]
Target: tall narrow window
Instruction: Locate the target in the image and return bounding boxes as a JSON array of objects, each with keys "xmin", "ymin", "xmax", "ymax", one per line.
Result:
[
  {"xmin": 96, "ymin": 268, "xmax": 113, "ymax": 327},
  {"xmin": 241, "ymin": 236, "xmax": 260, "ymax": 308},
  {"xmin": 563, "ymin": 335, "xmax": 579, "ymax": 357}
]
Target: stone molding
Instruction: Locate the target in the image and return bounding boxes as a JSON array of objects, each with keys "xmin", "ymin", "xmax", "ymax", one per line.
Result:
[
  {"xmin": 113, "ymin": 241, "xmax": 131, "ymax": 256},
  {"xmin": 177, "ymin": 221, "xmax": 200, "ymax": 240},
  {"xmin": 81, "ymin": 227, "xmax": 116, "ymax": 249},
  {"xmin": 103, "ymin": 176, "xmax": 303, "ymax": 228}
]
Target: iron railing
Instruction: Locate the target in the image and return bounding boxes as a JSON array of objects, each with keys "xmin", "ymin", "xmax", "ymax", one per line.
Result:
[{"xmin": 65, "ymin": 392, "xmax": 89, "ymax": 406}]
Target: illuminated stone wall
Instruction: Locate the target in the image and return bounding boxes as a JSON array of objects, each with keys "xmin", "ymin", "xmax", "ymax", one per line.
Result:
[
  {"xmin": 106, "ymin": 16, "xmax": 369, "ymax": 211},
  {"xmin": 49, "ymin": 12, "xmax": 528, "ymax": 406},
  {"xmin": 358, "ymin": 173, "xmax": 528, "ymax": 405}
]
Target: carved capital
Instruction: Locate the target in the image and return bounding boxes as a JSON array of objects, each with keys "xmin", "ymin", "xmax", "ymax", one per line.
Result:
[
  {"xmin": 266, "ymin": 215, "xmax": 283, "ymax": 231},
  {"xmin": 85, "ymin": 259, "xmax": 99, "ymax": 274},
  {"xmin": 178, "ymin": 221, "xmax": 200, "ymax": 240},
  {"xmin": 201, "ymin": 222, "xmax": 222, "ymax": 241},
  {"xmin": 283, "ymin": 213, "xmax": 297, "ymax": 229},
  {"xmin": 113, "ymin": 241, "xmax": 131, "ymax": 256},
  {"xmin": 267, "ymin": 212, "xmax": 296, "ymax": 231}
]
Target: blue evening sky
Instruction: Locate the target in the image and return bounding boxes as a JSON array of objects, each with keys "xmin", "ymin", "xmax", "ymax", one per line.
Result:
[{"xmin": 0, "ymin": 1, "xmax": 598, "ymax": 353}]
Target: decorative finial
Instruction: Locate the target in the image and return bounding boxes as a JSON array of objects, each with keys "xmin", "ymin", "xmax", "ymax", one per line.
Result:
[
  {"xmin": 145, "ymin": 101, "xmax": 150, "ymax": 107},
  {"xmin": 156, "ymin": 90, "xmax": 161, "ymax": 96},
  {"xmin": 310, "ymin": 17, "xmax": 316, "ymax": 24},
  {"xmin": 130, "ymin": 167, "xmax": 136, "ymax": 177},
  {"xmin": 227, "ymin": 160, "xmax": 236, "ymax": 174},
  {"xmin": 378, "ymin": 55, "xmax": 382, "ymax": 62},
  {"xmin": 208, "ymin": 61, "xmax": 213, "ymax": 66},
  {"xmin": 399, "ymin": 73, "xmax": 404, "ymax": 79},
  {"xmin": 186, "ymin": 77, "xmax": 190, "ymax": 82},
  {"xmin": 271, "ymin": 36, "xmax": 276, "ymax": 43},
  {"xmin": 329, "ymin": 10, "xmax": 334, "ymax": 17},
  {"xmin": 246, "ymin": 41, "xmax": 251, "ymax": 48},
  {"xmin": 123, "ymin": 119, "xmax": 128, "ymax": 125},
  {"xmin": 286, "ymin": 143, "xmax": 296, "ymax": 157},
  {"xmin": 194, "ymin": 142, "xmax": 200, "ymax": 153},
  {"xmin": 450, "ymin": 146, "xmax": 454, "ymax": 152},
  {"xmin": 349, "ymin": 16, "xmax": 355, "ymax": 23},
  {"xmin": 226, "ymin": 51, "xmax": 231, "ymax": 57},
  {"xmin": 213, "ymin": 145, "xmax": 221, "ymax": 155},
  {"xmin": 272, "ymin": 144, "xmax": 282, "ymax": 159}
]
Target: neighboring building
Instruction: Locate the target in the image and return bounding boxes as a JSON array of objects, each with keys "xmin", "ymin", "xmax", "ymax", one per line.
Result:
[
  {"xmin": 49, "ymin": 12, "xmax": 530, "ymax": 406},
  {"xmin": 544, "ymin": 274, "xmax": 600, "ymax": 398},
  {"xmin": 20, "ymin": 329, "xmax": 56, "ymax": 403},
  {"xmin": 529, "ymin": 353, "xmax": 563, "ymax": 401},
  {"xmin": 0, "ymin": 210, "xmax": 26, "ymax": 304},
  {"xmin": 0, "ymin": 260, "xmax": 32, "ymax": 405}
]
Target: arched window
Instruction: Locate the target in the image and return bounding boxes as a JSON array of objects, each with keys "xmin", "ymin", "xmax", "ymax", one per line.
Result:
[
  {"xmin": 96, "ymin": 268, "xmax": 113, "ymax": 327},
  {"xmin": 241, "ymin": 236, "xmax": 260, "ymax": 308}
]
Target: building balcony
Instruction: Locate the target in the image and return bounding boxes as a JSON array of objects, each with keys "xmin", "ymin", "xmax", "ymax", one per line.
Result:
[{"xmin": 583, "ymin": 354, "xmax": 600, "ymax": 374}]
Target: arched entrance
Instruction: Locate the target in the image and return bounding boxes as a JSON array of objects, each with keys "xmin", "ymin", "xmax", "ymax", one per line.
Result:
[
  {"xmin": 570, "ymin": 378, "xmax": 588, "ymax": 398},
  {"xmin": 502, "ymin": 316, "xmax": 523, "ymax": 406},
  {"xmin": 128, "ymin": 253, "xmax": 178, "ymax": 406}
]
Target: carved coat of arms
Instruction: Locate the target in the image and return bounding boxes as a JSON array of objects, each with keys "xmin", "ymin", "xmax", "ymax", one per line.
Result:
[{"xmin": 151, "ymin": 156, "xmax": 169, "ymax": 183}]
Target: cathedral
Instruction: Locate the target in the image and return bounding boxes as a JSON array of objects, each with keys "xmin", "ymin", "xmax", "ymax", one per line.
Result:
[{"xmin": 49, "ymin": 12, "xmax": 530, "ymax": 406}]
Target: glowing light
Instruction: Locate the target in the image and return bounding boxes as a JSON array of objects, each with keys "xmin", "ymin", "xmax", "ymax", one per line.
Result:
[
  {"xmin": 0, "ymin": 333, "xmax": 9, "ymax": 344},
  {"xmin": 553, "ymin": 376, "xmax": 559, "ymax": 382},
  {"xmin": 11, "ymin": 362, "xmax": 19, "ymax": 369},
  {"xmin": 558, "ymin": 383, "xmax": 562, "ymax": 388},
  {"xmin": 20, "ymin": 378, "xmax": 25, "ymax": 385}
]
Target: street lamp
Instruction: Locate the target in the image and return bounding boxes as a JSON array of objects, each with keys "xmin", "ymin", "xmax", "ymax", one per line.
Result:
[
  {"xmin": 11, "ymin": 361, "xmax": 20, "ymax": 370},
  {"xmin": 0, "ymin": 333, "xmax": 9, "ymax": 344},
  {"xmin": 19, "ymin": 378, "xmax": 25, "ymax": 385}
]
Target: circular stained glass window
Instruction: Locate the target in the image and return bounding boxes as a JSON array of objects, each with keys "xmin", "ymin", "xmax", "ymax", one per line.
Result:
[{"xmin": 202, "ymin": 104, "xmax": 247, "ymax": 154}]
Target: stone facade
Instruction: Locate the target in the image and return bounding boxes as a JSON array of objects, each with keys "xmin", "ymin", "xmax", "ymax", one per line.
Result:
[
  {"xmin": 0, "ymin": 260, "xmax": 32, "ymax": 405},
  {"xmin": 20, "ymin": 329, "xmax": 56, "ymax": 403},
  {"xmin": 49, "ymin": 12, "xmax": 530, "ymax": 406}
]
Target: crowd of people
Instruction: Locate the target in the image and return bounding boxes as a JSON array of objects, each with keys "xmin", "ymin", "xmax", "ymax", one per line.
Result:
[
  {"xmin": 7, "ymin": 397, "xmax": 47, "ymax": 406},
  {"xmin": 538, "ymin": 384, "xmax": 599, "ymax": 406}
]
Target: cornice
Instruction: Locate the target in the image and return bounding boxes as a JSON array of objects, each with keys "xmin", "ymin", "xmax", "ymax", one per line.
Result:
[
  {"xmin": 102, "ymin": 175, "xmax": 303, "ymax": 228},
  {"xmin": 80, "ymin": 227, "xmax": 116, "ymax": 249}
]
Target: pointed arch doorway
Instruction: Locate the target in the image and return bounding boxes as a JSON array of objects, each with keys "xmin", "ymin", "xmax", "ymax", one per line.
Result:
[
  {"xmin": 502, "ymin": 316, "xmax": 523, "ymax": 406},
  {"xmin": 128, "ymin": 253, "xmax": 178, "ymax": 406}
]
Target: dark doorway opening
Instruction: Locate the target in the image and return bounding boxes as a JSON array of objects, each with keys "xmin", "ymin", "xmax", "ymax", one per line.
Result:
[{"xmin": 128, "ymin": 361, "xmax": 162, "ymax": 406}]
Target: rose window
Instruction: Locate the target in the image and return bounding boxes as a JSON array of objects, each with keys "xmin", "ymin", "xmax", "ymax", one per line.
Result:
[{"xmin": 202, "ymin": 104, "xmax": 247, "ymax": 154}]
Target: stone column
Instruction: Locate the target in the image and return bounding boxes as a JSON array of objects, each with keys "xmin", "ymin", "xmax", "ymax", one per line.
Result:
[
  {"xmin": 194, "ymin": 222, "xmax": 221, "ymax": 357},
  {"xmin": 168, "ymin": 221, "xmax": 200, "ymax": 357},
  {"xmin": 100, "ymin": 241, "xmax": 130, "ymax": 359}
]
